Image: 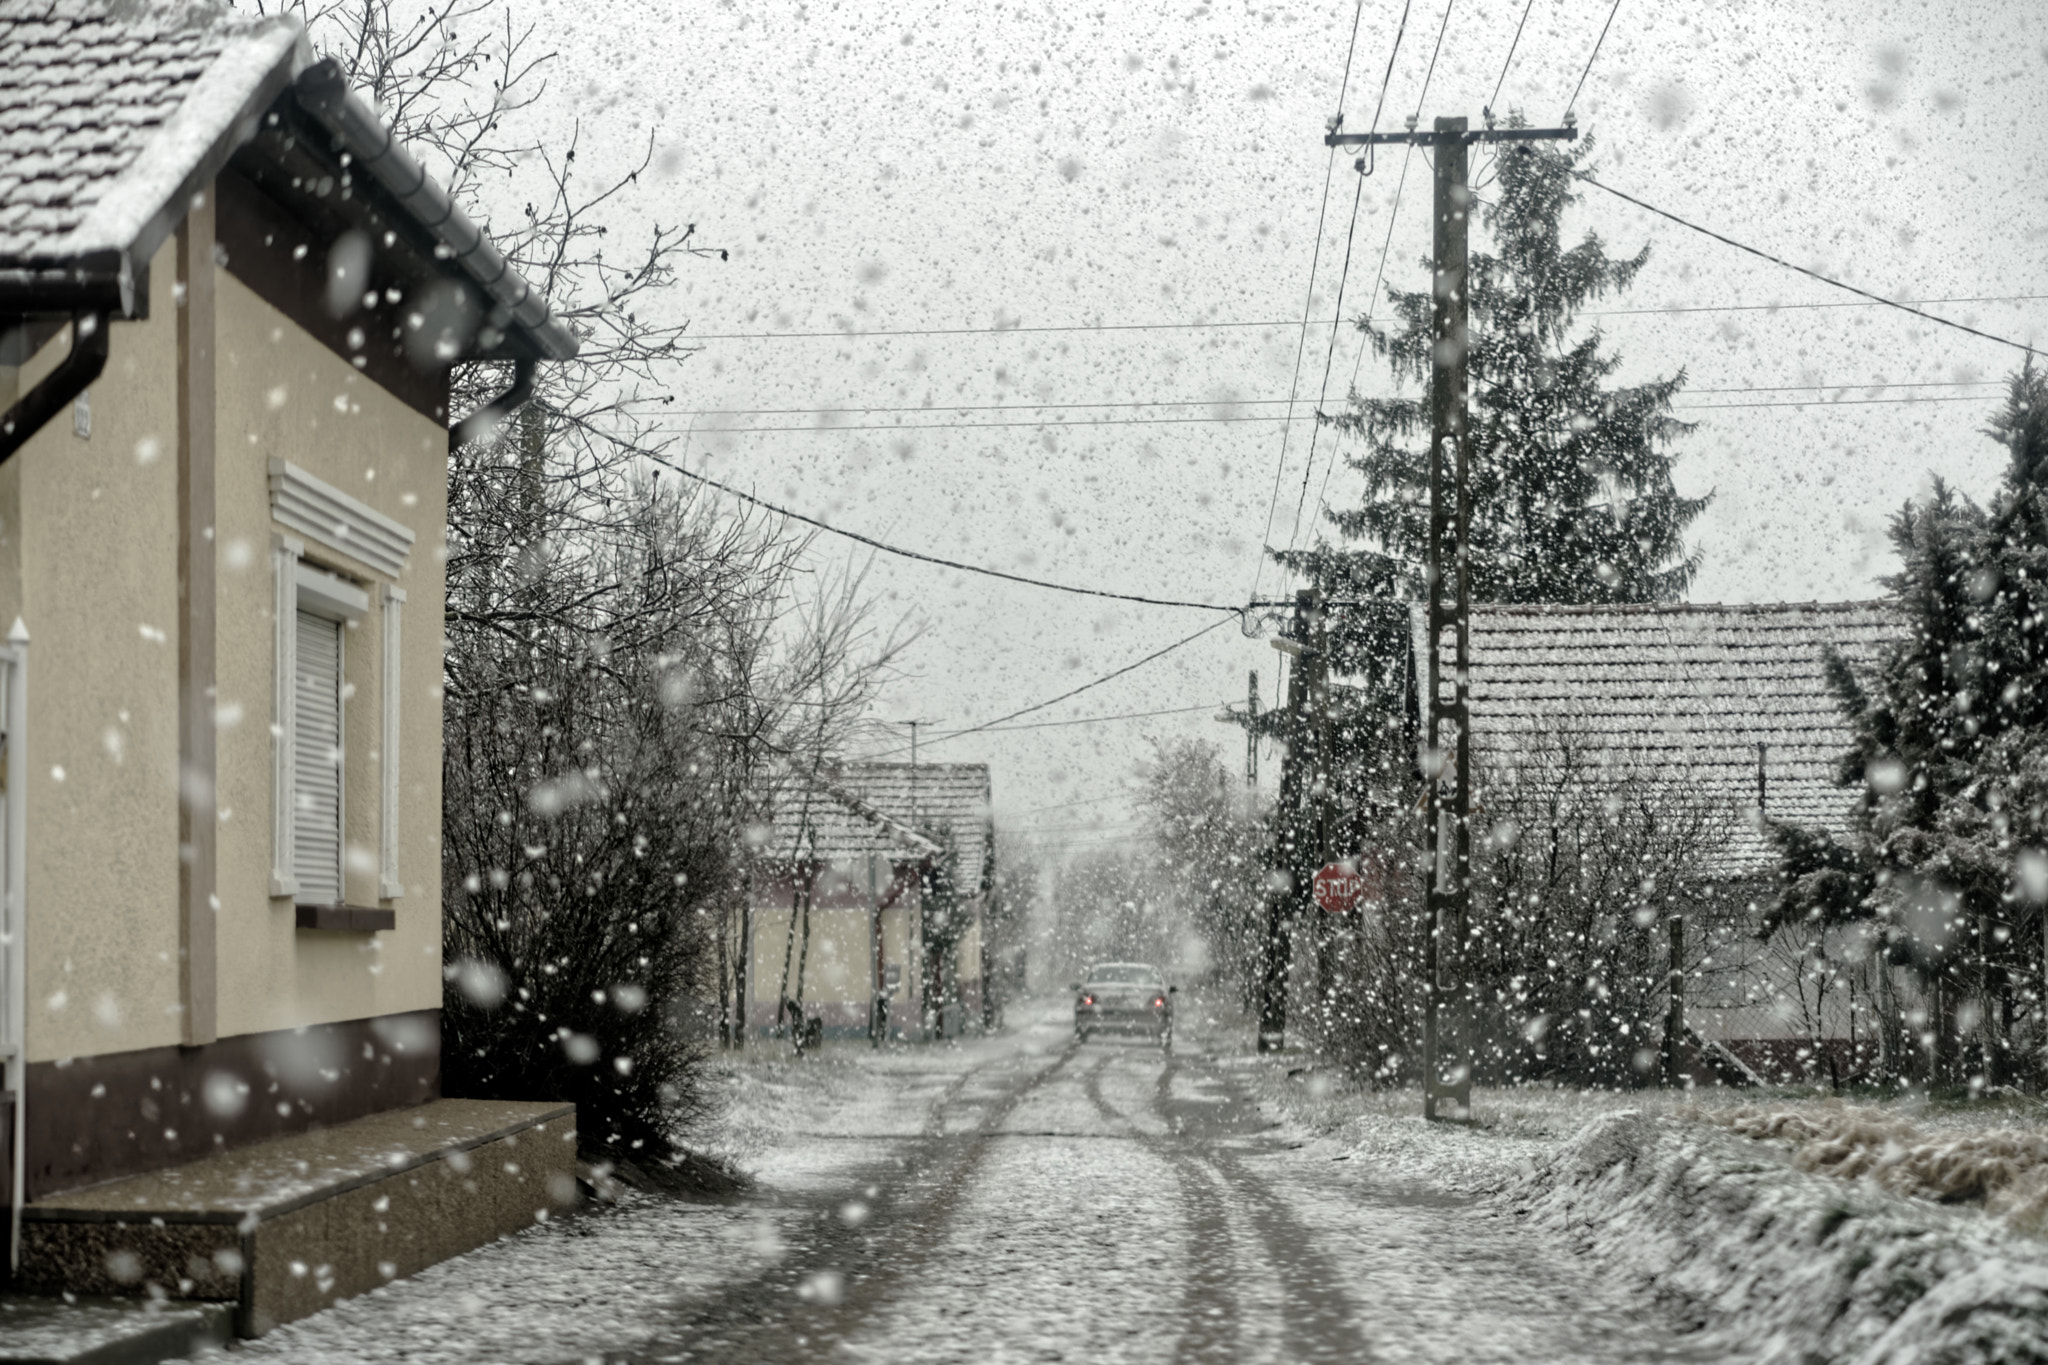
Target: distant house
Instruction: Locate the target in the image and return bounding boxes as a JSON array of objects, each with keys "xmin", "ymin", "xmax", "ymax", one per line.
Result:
[
  {"xmin": 751, "ymin": 763, "xmax": 995, "ymax": 1040},
  {"xmin": 1, "ymin": 1, "xmax": 573, "ymax": 1325},
  {"xmin": 1424, "ymin": 600, "xmax": 1904, "ymax": 1081}
]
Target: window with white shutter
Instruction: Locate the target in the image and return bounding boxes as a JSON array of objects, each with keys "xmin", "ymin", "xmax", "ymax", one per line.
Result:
[
  {"xmin": 293, "ymin": 609, "xmax": 344, "ymax": 905},
  {"xmin": 267, "ymin": 477, "xmax": 410, "ymax": 919}
]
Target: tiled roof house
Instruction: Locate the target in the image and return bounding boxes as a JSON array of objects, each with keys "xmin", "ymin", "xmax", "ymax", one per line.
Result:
[
  {"xmin": 751, "ymin": 763, "xmax": 995, "ymax": 1039},
  {"xmin": 1, "ymin": 0, "xmax": 574, "ymax": 1328},
  {"xmin": 1421, "ymin": 599, "xmax": 1900, "ymax": 876},
  {"xmin": 1414, "ymin": 598, "xmax": 1906, "ymax": 1078}
]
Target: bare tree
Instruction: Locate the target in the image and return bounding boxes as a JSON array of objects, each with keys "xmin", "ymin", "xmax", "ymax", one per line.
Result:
[
  {"xmin": 273, "ymin": 1, "xmax": 912, "ymax": 1168},
  {"xmin": 1463, "ymin": 721, "xmax": 1739, "ymax": 1086}
]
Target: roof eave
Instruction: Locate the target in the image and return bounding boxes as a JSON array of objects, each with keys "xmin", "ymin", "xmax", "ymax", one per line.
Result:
[{"xmin": 286, "ymin": 60, "xmax": 577, "ymax": 363}]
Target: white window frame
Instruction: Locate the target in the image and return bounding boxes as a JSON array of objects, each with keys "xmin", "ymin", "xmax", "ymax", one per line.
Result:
[
  {"xmin": 269, "ymin": 535, "xmax": 302, "ymax": 899},
  {"xmin": 272, "ymin": 546, "xmax": 368, "ymax": 903},
  {"xmin": 269, "ymin": 461, "xmax": 414, "ymax": 910},
  {"xmin": 379, "ymin": 584, "xmax": 404, "ymax": 900}
]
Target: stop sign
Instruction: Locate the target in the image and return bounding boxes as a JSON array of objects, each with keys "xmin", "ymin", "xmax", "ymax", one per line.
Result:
[{"xmin": 1313, "ymin": 862, "xmax": 1367, "ymax": 914}]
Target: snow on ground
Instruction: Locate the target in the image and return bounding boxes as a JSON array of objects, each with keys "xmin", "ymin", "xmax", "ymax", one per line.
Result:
[
  {"xmin": 212, "ymin": 1032, "xmax": 1039, "ymax": 1364},
  {"xmin": 1514, "ymin": 1110, "xmax": 2048, "ymax": 1365},
  {"xmin": 1239, "ymin": 1026, "xmax": 2048, "ymax": 1365},
  {"xmin": 205, "ymin": 997, "xmax": 2048, "ymax": 1364}
]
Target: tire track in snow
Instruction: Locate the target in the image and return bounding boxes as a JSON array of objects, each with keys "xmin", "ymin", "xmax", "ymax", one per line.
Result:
[
  {"xmin": 1148, "ymin": 1053, "xmax": 1375, "ymax": 1365},
  {"xmin": 1077, "ymin": 1051, "xmax": 1245, "ymax": 1364},
  {"xmin": 594, "ymin": 1035, "xmax": 1082, "ymax": 1363}
]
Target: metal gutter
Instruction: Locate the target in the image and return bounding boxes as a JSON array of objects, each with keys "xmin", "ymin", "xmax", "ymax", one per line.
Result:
[
  {"xmin": 0, "ymin": 313, "xmax": 110, "ymax": 467},
  {"xmin": 451, "ymin": 356, "xmax": 536, "ymax": 448},
  {"xmin": 0, "ymin": 251, "xmax": 137, "ymax": 319},
  {"xmin": 290, "ymin": 60, "xmax": 577, "ymax": 363}
]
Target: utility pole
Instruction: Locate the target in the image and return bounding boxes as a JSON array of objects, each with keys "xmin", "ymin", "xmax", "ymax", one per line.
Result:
[
  {"xmin": 868, "ymin": 851, "xmax": 885, "ymax": 1048},
  {"xmin": 1247, "ymin": 670, "xmax": 1260, "ymax": 787},
  {"xmin": 1257, "ymin": 590, "xmax": 1326, "ymax": 1053},
  {"xmin": 1326, "ymin": 115, "xmax": 1576, "ymax": 1121},
  {"xmin": 1663, "ymin": 913, "xmax": 1685, "ymax": 1087}
]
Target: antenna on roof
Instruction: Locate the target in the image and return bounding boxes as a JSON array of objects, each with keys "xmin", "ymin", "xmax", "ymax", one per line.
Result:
[{"xmin": 894, "ymin": 719, "xmax": 941, "ymax": 828}]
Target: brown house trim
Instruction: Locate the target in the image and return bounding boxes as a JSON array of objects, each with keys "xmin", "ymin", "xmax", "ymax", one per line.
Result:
[
  {"xmin": 23, "ymin": 1009, "xmax": 440, "ymax": 1203},
  {"xmin": 211, "ymin": 168, "xmax": 451, "ymax": 427},
  {"xmin": 177, "ymin": 187, "xmax": 219, "ymax": 1048}
]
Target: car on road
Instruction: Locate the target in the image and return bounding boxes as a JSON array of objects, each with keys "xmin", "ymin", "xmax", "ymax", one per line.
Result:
[{"xmin": 1071, "ymin": 962, "xmax": 1175, "ymax": 1045}]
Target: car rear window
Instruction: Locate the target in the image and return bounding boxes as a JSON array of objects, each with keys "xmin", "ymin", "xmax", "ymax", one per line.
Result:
[{"xmin": 1088, "ymin": 965, "xmax": 1160, "ymax": 985}]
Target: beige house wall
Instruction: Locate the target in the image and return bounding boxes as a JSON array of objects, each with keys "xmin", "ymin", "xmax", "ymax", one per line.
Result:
[
  {"xmin": 757, "ymin": 906, "xmax": 871, "ymax": 1006},
  {"xmin": 12, "ymin": 239, "xmax": 185, "ymax": 1060},
  {"xmin": 212, "ymin": 267, "xmax": 446, "ymax": 1037},
  {"xmin": 2, "ymin": 240, "xmax": 448, "ymax": 1063}
]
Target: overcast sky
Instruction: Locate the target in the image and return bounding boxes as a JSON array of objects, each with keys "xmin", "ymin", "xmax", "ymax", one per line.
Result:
[{"xmin": 511, "ymin": 0, "xmax": 2047, "ymax": 853}]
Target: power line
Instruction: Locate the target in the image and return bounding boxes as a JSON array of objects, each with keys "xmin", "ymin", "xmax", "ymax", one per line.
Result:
[
  {"xmin": 918, "ymin": 701, "xmax": 1224, "ymax": 738},
  {"xmin": 1249, "ymin": 135, "xmax": 1344, "ymax": 602},
  {"xmin": 1486, "ymin": 0, "xmax": 1536, "ymax": 120},
  {"xmin": 1365, "ymin": 0, "xmax": 1412, "ymax": 137},
  {"xmin": 1290, "ymin": 172, "xmax": 1369, "ymax": 555},
  {"xmin": 1676, "ymin": 394, "xmax": 1989, "ymax": 411},
  {"xmin": 650, "ymin": 377, "xmax": 2002, "ymax": 423},
  {"xmin": 1590, "ymin": 294, "xmax": 2048, "ymax": 318},
  {"xmin": 648, "ymin": 384, "xmax": 2006, "ymax": 439},
  {"xmin": 1284, "ymin": 0, "xmax": 1435, "ymax": 562},
  {"xmin": 674, "ymin": 397, "xmax": 1304, "ymax": 417},
  {"xmin": 1688, "ymin": 379, "xmax": 2000, "ymax": 395},
  {"xmin": 1293, "ymin": 0, "xmax": 1450, "ymax": 552},
  {"xmin": 1564, "ymin": 0, "xmax": 1622, "ymax": 118},
  {"xmin": 1013, "ymin": 792, "xmax": 1131, "ymax": 816},
  {"xmin": 1335, "ymin": 0, "xmax": 1368, "ymax": 113},
  {"xmin": 657, "ymin": 413, "xmax": 1293, "ymax": 434},
  {"xmin": 864, "ymin": 618, "xmax": 1237, "ymax": 759},
  {"xmin": 608, "ymin": 434, "xmax": 1239, "ymax": 613},
  {"xmin": 1577, "ymin": 173, "xmax": 2039, "ymax": 355},
  {"xmin": 1248, "ymin": 0, "xmax": 1377, "ymax": 603},
  {"xmin": 659, "ymin": 384, "xmax": 2015, "ymax": 437},
  {"xmin": 673, "ymin": 293, "xmax": 2048, "ymax": 342}
]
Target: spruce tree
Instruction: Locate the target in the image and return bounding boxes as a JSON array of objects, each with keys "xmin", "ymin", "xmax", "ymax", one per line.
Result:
[
  {"xmin": 1768, "ymin": 362, "xmax": 2048, "ymax": 1083},
  {"xmin": 1274, "ymin": 129, "xmax": 1706, "ymax": 637}
]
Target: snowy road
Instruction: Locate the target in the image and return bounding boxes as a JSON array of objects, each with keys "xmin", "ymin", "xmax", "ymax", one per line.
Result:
[
  {"xmin": 606, "ymin": 1012, "xmax": 1719, "ymax": 1365},
  {"xmin": 226, "ymin": 1005, "xmax": 1730, "ymax": 1365}
]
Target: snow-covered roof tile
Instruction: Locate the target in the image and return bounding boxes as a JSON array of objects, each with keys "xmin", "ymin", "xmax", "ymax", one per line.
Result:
[
  {"xmin": 1426, "ymin": 600, "xmax": 1903, "ymax": 877},
  {"xmin": 763, "ymin": 762, "xmax": 995, "ymax": 893},
  {"xmin": 0, "ymin": 0, "xmax": 303, "ymax": 263},
  {"xmin": 830, "ymin": 764, "xmax": 995, "ymax": 892}
]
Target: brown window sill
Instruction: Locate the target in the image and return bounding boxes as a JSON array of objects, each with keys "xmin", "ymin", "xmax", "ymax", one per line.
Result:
[{"xmin": 295, "ymin": 904, "xmax": 396, "ymax": 932}]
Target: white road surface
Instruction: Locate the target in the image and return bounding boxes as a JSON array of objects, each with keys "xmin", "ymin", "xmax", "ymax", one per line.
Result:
[{"xmin": 222, "ymin": 1003, "xmax": 1730, "ymax": 1364}]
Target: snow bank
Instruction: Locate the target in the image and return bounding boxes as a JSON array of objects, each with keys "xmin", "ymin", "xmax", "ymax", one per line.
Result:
[{"xmin": 1510, "ymin": 1110, "xmax": 2048, "ymax": 1365}]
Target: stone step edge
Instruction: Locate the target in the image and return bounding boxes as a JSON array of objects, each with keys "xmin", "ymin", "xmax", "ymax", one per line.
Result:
[
  {"xmin": 0, "ymin": 1299, "xmax": 233, "ymax": 1365},
  {"xmin": 22, "ymin": 1101, "xmax": 577, "ymax": 1228}
]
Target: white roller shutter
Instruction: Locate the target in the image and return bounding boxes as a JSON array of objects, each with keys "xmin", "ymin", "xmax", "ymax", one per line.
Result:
[{"xmin": 292, "ymin": 609, "xmax": 344, "ymax": 905}]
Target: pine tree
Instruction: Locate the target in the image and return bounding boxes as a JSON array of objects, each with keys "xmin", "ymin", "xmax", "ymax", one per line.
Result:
[
  {"xmin": 1274, "ymin": 129, "xmax": 1706, "ymax": 632},
  {"xmin": 1768, "ymin": 362, "xmax": 2048, "ymax": 1084}
]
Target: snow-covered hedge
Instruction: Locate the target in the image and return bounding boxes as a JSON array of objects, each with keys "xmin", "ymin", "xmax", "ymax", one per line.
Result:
[{"xmin": 1509, "ymin": 1111, "xmax": 2048, "ymax": 1364}]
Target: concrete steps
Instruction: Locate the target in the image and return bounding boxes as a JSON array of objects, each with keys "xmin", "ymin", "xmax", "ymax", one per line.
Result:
[{"xmin": 15, "ymin": 1098, "xmax": 575, "ymax": 1336}]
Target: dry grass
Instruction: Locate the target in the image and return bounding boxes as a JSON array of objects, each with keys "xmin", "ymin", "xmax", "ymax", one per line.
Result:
[{"xmin": 1705, "ymin": 1099, "xmax": 2048, "ymax": 1229}]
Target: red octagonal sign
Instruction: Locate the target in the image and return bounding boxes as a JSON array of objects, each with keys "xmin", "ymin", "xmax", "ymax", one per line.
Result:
[{"xmin": 1313, "ymin": 862, "xmax": 1367, "ymax": 914}]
